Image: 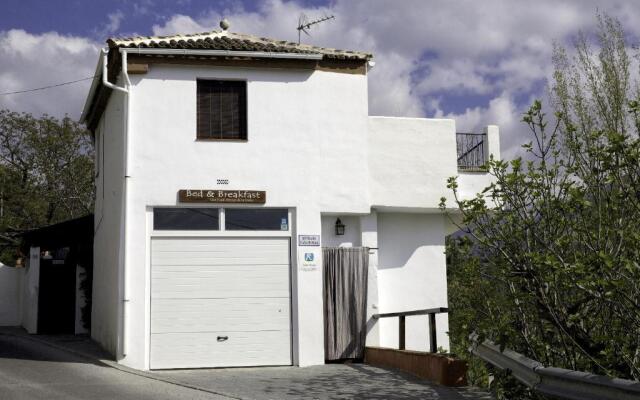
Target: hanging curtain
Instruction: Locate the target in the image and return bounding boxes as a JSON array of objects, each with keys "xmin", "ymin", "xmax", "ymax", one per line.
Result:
[{"xmin": 323, "ymin": 247, "xmax": 369, "ymax": 361}]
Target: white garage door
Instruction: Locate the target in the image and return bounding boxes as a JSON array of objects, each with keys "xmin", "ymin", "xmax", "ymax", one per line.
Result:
[{"xmin": 150, "ymin": 237, "xmax": 291, "ymax": 369}]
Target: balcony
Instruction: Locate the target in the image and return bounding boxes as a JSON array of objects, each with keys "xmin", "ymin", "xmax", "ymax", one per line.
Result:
[
  {"xmin": 367, "ymin": 117, "xmax": 500, "ymax": 208},
  {"xmin": 456, "ymin": 132, "xmax": 487, "ymax": 171}
]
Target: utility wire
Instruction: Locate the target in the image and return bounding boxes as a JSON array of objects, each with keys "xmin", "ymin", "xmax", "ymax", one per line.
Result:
[{"xmin": 0, "ymin": 75, "xmax": 99, "ymax": 96}]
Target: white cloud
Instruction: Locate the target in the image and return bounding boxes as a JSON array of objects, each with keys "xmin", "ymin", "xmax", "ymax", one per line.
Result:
[
  {"xmin": 106, "ymin": 10, "xmax": 124, "ymax": 34},
  {"xmin": 0, "ymin": 30, "xmax": 99, "ymax": 118},
  {"xmin": 152, "ymin": 14, "xmax": 206, "ymax": 36},
  {"xmin": 415, "ymin": 60, "xmax": 494, "ymax": 95},
  {"xmin": 94, "ymin": 10, "xmax": 125, "ymax": 39},
  {"xmin": 2, "ymin": 0, "xmax": 640, "ymax": 159}
]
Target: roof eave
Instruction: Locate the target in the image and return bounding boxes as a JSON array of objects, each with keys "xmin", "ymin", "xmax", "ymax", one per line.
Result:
[
  {"xmin": 80, "ymin": 52, "xmax": 104, "ymax": 125},
  {"xmin": 122, "ymin": 48, "xmax": 325, "ymax": 60}
]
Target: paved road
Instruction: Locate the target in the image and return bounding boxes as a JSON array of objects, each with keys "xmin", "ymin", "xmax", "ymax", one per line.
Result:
[
  {"xmin": 0, "ymin": 331, "xmax": 492, "ymax": 400},
  {"xmin": 0, "ymin": 333, "xmax": 227, "ymax": 400},
  {"xmin": 157, "ymin": 364, "xmax": 494, "ymax": 400}
]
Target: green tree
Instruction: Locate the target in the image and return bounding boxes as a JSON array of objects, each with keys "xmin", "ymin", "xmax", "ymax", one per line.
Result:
[
  {"xmin": 0, "ymin": 110, "xmax": 94, "ymax": 265},
  {"xmin": 441, "ymin": 14, "xmax": 640, "ymax": 396}
]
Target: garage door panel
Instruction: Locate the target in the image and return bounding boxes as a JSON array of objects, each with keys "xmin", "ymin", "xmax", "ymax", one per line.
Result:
[
  {"xmin": 152, "ymin": 282, "xmax": 289, "ymax": 299},
  {"xmin": 151, "ymin": 298, "xmax": 291, "ymax": 333},
  {"xmin": 153, "ymin": 264, "xmax": 288, "ymax": 273},
  {"xmin": 152, "ymin": 239, "xmax": 289, "ymax": 250},
  {"xmin": 152, "ymin": 256, "xmax": 289, "ymax": 266},
  {"xmin": 150, "ymin": 331, "xmax": 291, "ymax": 369},
  {"xmin": 152, "ymin": 239, "xmax": 289, "ymax": 263},
  {"xmin": 152, "ymin": 279, "xmax": 289, "ymax": 291},
  {"xmin": 152, "ymin": 271, "xmax": 289, "ymax": 286},
  {"xmin": 152, "ymin": 263, "xmax": 290, "ymax": 299},
  {"xmin": 150, "ymin": 236, "xmax": 292, "ymax": 369}
]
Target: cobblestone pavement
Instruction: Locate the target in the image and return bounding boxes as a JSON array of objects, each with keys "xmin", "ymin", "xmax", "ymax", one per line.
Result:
[{"xmin": 0, "ymin": 327, "xmax": 494, "ymax": 400}]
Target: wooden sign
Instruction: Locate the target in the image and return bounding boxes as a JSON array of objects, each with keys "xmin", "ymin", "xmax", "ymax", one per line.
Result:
[{"xmin": 178, "ymin": 189, "xmax": 266, "ymax": 204}]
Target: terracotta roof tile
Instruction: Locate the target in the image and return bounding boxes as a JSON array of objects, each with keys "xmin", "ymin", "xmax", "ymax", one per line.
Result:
[{"xmin": 107, "ymin": 30, "xmax": 372, "ymax": 61}]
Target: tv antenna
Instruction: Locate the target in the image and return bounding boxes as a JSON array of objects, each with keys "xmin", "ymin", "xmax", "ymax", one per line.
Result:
[{"xmin": 297, "ymin": 13, "xmax": 335, "ymax": 44}]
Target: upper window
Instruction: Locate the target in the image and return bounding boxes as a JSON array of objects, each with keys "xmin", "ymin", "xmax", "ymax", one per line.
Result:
[{"xmin": 197, "ymin": 80, "xmax": 247, "ymax": 140}]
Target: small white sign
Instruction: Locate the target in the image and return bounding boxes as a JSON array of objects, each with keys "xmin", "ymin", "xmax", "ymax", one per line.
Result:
[
  {"xmin": 298, "ymin": 235, "xmax": 320, "ymax": 246},
  {"xmin": 300, "ymin": 249, "xmax": 320, "ymax": 271}
]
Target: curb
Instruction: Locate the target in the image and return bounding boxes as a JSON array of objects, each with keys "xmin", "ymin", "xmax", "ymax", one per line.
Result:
[{"xmin": 1, "ymin": 331, "xmax": 245, "ymax": 400}]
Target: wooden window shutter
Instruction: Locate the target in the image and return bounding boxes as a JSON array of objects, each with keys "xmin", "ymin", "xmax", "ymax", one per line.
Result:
[{"xmin": 197, "ymin": 80, "xmax": 247, "ymax": 140}]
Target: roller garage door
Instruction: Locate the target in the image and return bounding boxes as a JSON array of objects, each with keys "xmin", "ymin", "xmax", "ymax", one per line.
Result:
[{"xmin": 150, "ymin": 237, "xmax": 291, "ymax": 369}]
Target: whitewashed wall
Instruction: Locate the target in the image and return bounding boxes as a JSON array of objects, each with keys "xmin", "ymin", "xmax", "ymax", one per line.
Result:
[
  {"xmin": 118, "ymin": 64, "xmax": 369, "ymax": 369},
  {"xmin": 91, "ymin": 89, "xmax": 126, "ymax": 356},
  {"xmin": 21, "ymin": 248, "xmax": 39, "ymax": 333},
  {"xmin": 376, "ymin": 213, "xmax": 450, "ymax": 352},
  {"xmin": 0, "ymin": 263, "xmax": 22, "ymax": 326},
  {"xmin": 368, "ymin": 117, "xmax": 458, "ymax": 210},
  {"xmin": 321, "ymin": 215, "xmax": 362, "ymax": 248}
]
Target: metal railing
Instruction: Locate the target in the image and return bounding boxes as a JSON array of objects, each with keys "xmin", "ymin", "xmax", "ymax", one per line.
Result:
[
  {"xmin": 373, "ymin": 307, "xmax": 448, "ymax": 353},
  {"xmin": 457, "ymin": 132, "xmax": 487, "ymax": 171},
  {"xmin": 469, "ymin": 333, "xmax": 640, "ymax": 400}
]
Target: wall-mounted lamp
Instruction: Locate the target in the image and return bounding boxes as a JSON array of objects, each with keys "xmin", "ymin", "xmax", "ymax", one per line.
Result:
[{"xmin": 335, "ymin": 218, "xmax": 345, "ymax": 236}]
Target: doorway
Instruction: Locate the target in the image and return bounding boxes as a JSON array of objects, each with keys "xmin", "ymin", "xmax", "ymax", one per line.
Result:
[
  {"xmin": 323, "ymin": 247, "xmax": 369, "ymax": 361},
  {"xmin": 37, "ymin": 253, "xmax": 76, "ymax": 334}
]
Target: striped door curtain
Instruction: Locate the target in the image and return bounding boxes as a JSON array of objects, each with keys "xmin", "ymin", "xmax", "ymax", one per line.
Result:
[{"xmin": 322, "ymin": 247, "xmax": 369, "ymax": 361}]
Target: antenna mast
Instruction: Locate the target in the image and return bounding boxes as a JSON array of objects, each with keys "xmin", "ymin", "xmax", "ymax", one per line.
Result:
[{"xmin": 297, "ymin": 13, "xmax": 335, "ymax": 44}]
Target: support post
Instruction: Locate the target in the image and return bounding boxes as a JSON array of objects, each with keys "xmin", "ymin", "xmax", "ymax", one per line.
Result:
[
  {"xmin": 429, "ymin": 313, "xmax": 437, "ymax": 353},
  {"xmin": 399, "ymin": 315, "xmax": 405, "ymax": 350}
]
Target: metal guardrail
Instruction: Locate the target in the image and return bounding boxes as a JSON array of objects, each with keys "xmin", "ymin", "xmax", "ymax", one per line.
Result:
[
  {"xmin": 469, "ymin": 333, "xmax": 640, "ymax": 400},
  {"xmin": 457, "ymin": 132, "xmax": 487, "ymax": 171},
  {"xmin": 373, "ymin": 307, "xmax": 448, "ymax": 353}
]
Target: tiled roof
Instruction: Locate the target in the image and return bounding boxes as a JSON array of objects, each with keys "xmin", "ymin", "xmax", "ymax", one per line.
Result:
[{"xmin": 107, "ymin": 30, "xmax": 372, "ymax": 61}]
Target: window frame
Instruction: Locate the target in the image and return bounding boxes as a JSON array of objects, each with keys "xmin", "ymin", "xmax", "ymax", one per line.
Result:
[
  {"xmin": 196, "ymin": 79, "xmax": 248, "ymax": 141},
  {"xmin": 150, "ymin": 207, "xmax": 292, "ymax": 237},
  {"xmin": 224, "ymin": 208, "xmax": 289, "ymax": 231}
]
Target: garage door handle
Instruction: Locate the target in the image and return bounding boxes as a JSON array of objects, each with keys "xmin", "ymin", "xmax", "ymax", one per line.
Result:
[{"xmin": 217, "ymin": 336, "xmax": 229, "ymax": 342}]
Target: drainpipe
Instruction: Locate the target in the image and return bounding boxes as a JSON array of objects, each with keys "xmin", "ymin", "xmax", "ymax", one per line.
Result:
[
  {"xmin": 102, "ymin": 48, "xmax": 130, "ymax": 359},
  {"xmin": 120, "ymin": 48, "xmax": 132, "ymax": 359},
  {"xmin": 101, "ymin": 49, "xmax": 128, "ymax": 94}
]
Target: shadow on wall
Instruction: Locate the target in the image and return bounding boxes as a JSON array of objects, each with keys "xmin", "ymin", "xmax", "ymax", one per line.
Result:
[
  {"xmin": 377, "ymin": 213, "xmax": 444, "ymax": 270},
  {"xmin": 144, "ymin": 65, "xmax": 314, "ymax": 84}
]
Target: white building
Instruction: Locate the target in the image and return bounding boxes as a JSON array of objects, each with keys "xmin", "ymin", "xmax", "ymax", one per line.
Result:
[{"xmin": 80, "ymin": 24, "xmax": 500, "ymax": 371}]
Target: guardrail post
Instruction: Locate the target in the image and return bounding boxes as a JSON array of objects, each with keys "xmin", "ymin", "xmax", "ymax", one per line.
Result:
[
  {"xmin": 429, "ymin": 313, "xmax": 437, "ymax": 353},
  {"xmin": 399, "ymin": 315, "xmax": 405, "ymax": 350}
]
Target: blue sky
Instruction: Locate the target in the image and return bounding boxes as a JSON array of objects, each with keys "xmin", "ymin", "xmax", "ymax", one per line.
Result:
[
  {"xmin": 0, "ymin": 0, "xmax": 326, "ymax": 38},
  {"xmin": 1, "ymin": 0, "xmax": 639, "ymax": 157}
]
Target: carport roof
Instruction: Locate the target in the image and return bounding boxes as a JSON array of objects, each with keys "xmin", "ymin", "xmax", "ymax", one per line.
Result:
[{"xmin": 21, "ymin": 215, "xmax": 93, "ymax": 251}]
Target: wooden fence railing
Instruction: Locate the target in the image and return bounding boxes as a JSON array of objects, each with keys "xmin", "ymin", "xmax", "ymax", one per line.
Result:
[{"xmin": 373, "ymin": 307, "xmax": 448, "ymax": 353}]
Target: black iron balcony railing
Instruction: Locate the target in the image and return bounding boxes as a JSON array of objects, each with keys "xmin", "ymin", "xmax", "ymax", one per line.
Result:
[{"xmin": 457, "ymin": 132, "xmax": 487, "ymax": 171}]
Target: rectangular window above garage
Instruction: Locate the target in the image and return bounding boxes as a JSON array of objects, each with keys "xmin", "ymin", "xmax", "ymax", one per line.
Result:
[
  {"xmin": 225, "ymin": 208, "xmax": 288, "ymax": 231},
  {"xmin": 197, "ymin": 80, "xmax": 247, "ymax": 140},
  {"xmin": 153, "ymin": 208, "xmax": 220, "ymax": 230}
]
